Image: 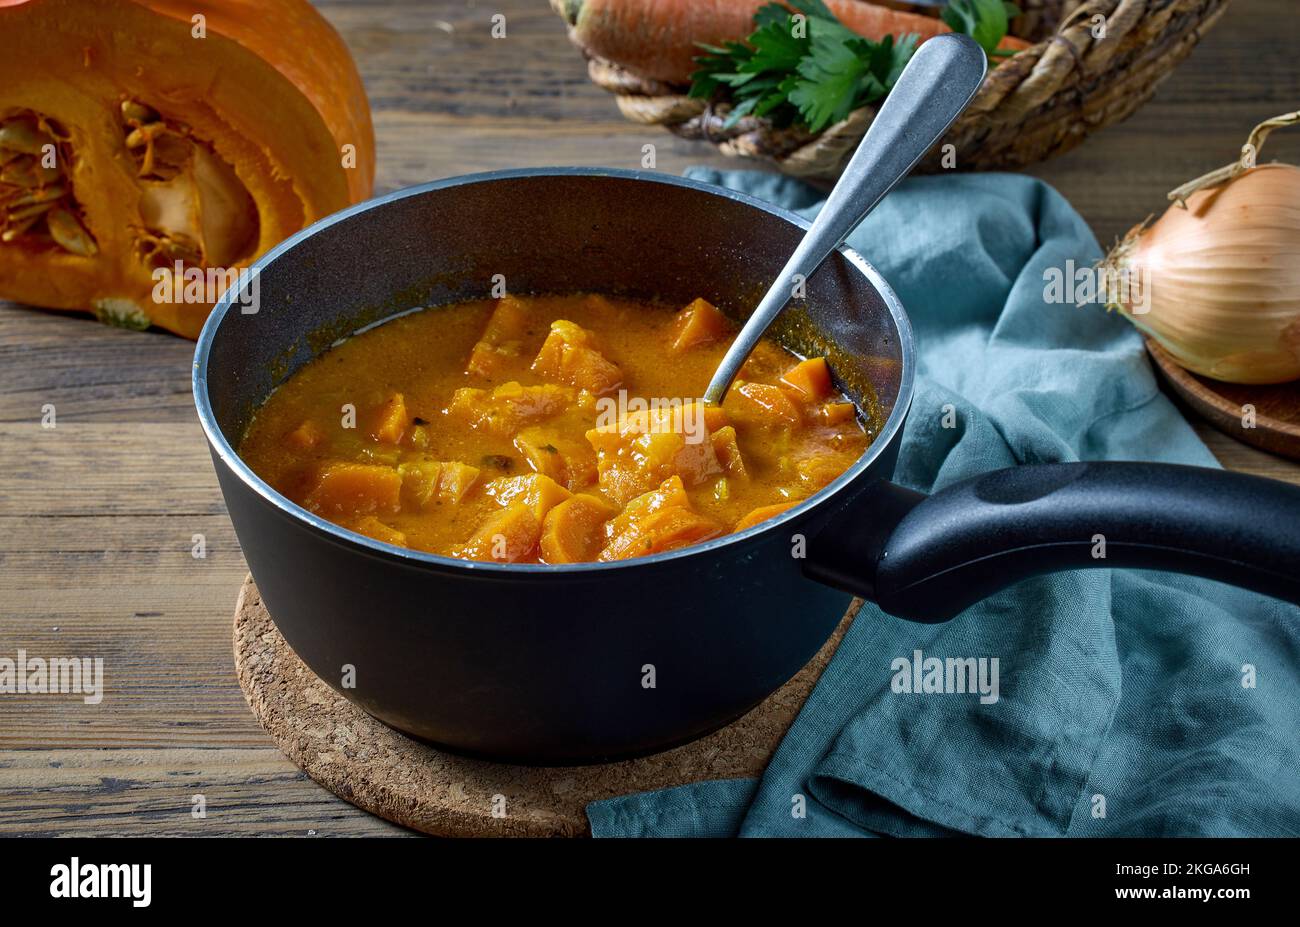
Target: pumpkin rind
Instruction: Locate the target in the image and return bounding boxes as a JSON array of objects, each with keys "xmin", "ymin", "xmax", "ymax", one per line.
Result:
[{"xmin": 0, "ymin": 0, "xmax": 376, "ymax": 337}]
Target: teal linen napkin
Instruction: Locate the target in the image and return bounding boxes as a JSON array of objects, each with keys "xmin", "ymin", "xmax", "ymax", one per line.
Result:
[{"xmin": 586, "ymin": 170, "xmax": 1300, "ymax": 838}]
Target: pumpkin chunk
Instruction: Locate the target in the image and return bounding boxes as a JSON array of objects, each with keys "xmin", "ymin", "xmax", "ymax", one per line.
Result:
[
  {"xmin": 283, "ymin": 420, "xmax": 325, "ymax": 451},
  {"xmin": 531, "ymin": 319, "xmax": 622, "ymax": 395},
  {"xmin": 540, "ymin": 494, "xmax": 620, "ymax": 564},
  {"xmin": 514, "ymin": 426, "xmax": 597, "ymax": 490},
  {"xmin": 734, "ymin": 501, "xmax": 799, "ymax": 532},
  {"xmin": 780, "ymin": 357, "xmax": 834, "ymax": 402},
  {"xmin": 458, "ymin": 503, "xmax": 541, "ymax": 562},
  {"xmin": 467, "ymin": 295, "xmax": 538, "ymax": 379},
  {"xmin": 447, "ymin": 381, "xmax": 573, "ymax": 436},
  {"xmin": 709, "ymin": 425, "xmax": 747, "ymax": 480},
  {"xmin": 606, "ymin": 475, "xmax": 691, "ymax": 539},
  {"xmin": 586, "ymin": 401, "xmax": 723, "ymax": 504},
  {"xmin": 819, "ymin": 401, "xmax": 857, "ymax": 425},
  {"xmin": 738, "ymin": 340, "xmax": 794, "ymax": 380},
  {"xmin": 484, "ymin": 472, "xmax": 573, "ymax": 522},
  {"xmin": 598, "ymin": 506, "xmax": 723, "ymax": 561},
  {"xmin": 366, "ymin": 392, "xmax": 408, "ymax": 444},
  {"xmin": 669, "ymin": 297, "xmax": 731, "ymax": 352},
  {"xmin": 398, "ymin": 458, "xmax": 480, "ymax": 510},
  {"xmin": 724, "ymin": 381, "xmax": 802, "ymax": 432},
  {"xmin": 796, "ymin": 455, "xmax": 847, "ymax": 490},
  {"xmin": 303, "ymin": 461, "xmax": 401, "ymax": 517},
  {"xmin": 348, "ymin": 515, "xmax": 407, "ymax": 546}
]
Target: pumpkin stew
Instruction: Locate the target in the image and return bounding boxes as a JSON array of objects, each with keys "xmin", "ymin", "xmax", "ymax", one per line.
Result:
[{"xmin": 238, "ymin": 294, "xmax": 870, "ymax": 563}]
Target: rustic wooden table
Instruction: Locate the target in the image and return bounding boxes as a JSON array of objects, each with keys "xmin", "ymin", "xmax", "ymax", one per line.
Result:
[{"xmin": 1, "ymin": 0, "xmax": 1297, "ymax": 836}]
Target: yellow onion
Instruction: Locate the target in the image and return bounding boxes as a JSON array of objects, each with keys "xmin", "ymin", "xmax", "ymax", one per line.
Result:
[{"xmin": 1102, "ymin": 112, "xmax": 1300, "ymax": 384}]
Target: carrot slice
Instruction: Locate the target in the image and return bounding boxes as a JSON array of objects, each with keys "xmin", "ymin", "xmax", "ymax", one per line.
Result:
[
  {"xmin": 598, "ymin": 506, "xmax": 722, "ymax": 561},
  {"xmin": 734, "ymin": 501, "xmax": 799, "ymax": 532},
  {"xmin": 459, "ymin": 503, "xmax": 541, "ymax": 563},
  {"xmin": 540, "ymin": 494, "xmax": 619, "ymax": 563}
]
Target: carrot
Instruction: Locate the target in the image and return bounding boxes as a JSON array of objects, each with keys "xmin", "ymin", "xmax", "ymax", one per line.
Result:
[
  {"xmin": 553, "ymin": 0, "xmax": 1029, "ymax": 86},
  {"xmin": 598, "ymin": 506, "xmax": 723, "ymax": 561},
  {"xmin": 734, "ymin": 501, "xmax": 799, "ymax": 532},
  {"xmin": 459, "ymin": 503, "xmax": 542, "ymax": 563},
  {"xmin": 540, "ymin": 494, "xmax": 620, "ymax": 563}
]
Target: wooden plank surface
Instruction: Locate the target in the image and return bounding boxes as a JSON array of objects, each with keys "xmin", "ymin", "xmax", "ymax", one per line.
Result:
[{"xmin": 1, "ymin": 0, "xmax": 1297, "ymax": 836}]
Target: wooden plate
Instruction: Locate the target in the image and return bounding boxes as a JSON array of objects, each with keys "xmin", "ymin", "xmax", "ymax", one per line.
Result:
[{"xmin": 1146, "ymin": 338, "xmax": 1300, "ymax": 460}]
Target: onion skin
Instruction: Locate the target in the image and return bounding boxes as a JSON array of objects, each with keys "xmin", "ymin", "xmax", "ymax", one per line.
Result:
[{"xmin": 1104, "ymin": 163, "xmax": 1300, "ymax": 385}]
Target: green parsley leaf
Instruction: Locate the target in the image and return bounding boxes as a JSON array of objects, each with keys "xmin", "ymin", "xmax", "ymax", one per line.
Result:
[
  {"xmin": 786, "ymin": 18, "xmax": 870, "ymax": 132},
  {"xmin": 942, "ymin": 0, "xmax": 1022, "ymax": 59},
  {"xmin": 688, "ymin": 0, "xmax": 1016, "ymax": 134}
]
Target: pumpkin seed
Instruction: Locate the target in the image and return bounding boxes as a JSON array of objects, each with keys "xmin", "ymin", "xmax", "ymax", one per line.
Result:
[
  {"xmin": 46, "ymin": 207, "xmax": 97, "ymax": 256},
  {"xmin": 40, "ymin": 117, "xmax": 71, "ymax": 142},
  {"xmin": 6, "ymin": 200, "xmax": 55, "ymax": 222},
  {"xmin": 120, "ymin": 100, "xmax": 157, "ymax": 124},
  {"xmin": 158, "ymin": 234, "xmax": 203, "ymax": 264},
  {"xmin": 0, "ymin": 157, "xmax": 61, "ymax": 188},
  {"xmin": 1, "ymin": 213, "xmax": 41, "ymax": 242},
  {"xmin": 0, "ymin": 156, "xmax": 34, "ymax": 186},
  {"xmin": 0, "ymin": 118, "xmax": 52, "ymax": 155},
  {"xmin": 125, "ymin": 121, "xmax": 167, "ymax": 149},
  {"xmin": 9, "ymin": 185, "xmax": 66, "ymax": 207}
]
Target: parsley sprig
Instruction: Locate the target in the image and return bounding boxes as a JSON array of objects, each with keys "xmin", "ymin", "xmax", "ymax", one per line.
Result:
[{"xmin": 690, "ymin": 0, "xmax": 1018, "ymax": 134}]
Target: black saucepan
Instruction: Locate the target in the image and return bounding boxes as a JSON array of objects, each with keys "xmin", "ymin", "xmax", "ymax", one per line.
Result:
[{"xmin": 194, "ymin": 168, "xmax": 1300, "ymax": 764}]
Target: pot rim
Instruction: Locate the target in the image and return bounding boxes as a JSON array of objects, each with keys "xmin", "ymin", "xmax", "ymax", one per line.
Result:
[{"xmin": 192, "ymin": 166, "xmax": 916, "ymax": 575}]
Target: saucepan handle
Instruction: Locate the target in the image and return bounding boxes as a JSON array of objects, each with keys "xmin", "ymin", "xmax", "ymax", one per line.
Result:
[{"xmin": 804, "ymin": 462, "xmax": 1300, "ymax": 622}]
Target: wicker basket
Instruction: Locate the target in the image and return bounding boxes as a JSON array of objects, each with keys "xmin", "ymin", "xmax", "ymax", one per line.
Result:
[{"xmin": 574, "ymin": 0, "xmax": 1231, "ymax": 180}]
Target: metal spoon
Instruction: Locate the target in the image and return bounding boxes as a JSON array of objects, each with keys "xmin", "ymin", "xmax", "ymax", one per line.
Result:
[{"xmin": 703, "ymin": 33, "xmax": 988, "ymax": 404}]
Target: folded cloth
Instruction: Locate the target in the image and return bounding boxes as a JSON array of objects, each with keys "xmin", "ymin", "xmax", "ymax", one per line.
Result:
[{"xmin": 586, "ymin": 169, "xmax": 1300, "ymax": 838}]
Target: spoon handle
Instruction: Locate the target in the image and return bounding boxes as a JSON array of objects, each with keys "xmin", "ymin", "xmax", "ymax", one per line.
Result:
[{"xmin": 703, "ymin": 33, "xmax": 988, "ymax": 404}]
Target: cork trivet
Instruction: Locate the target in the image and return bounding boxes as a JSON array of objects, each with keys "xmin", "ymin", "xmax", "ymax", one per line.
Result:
[{"xmin": 233, "ymin": 575, "xmax": 859, "ymax": 836}]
